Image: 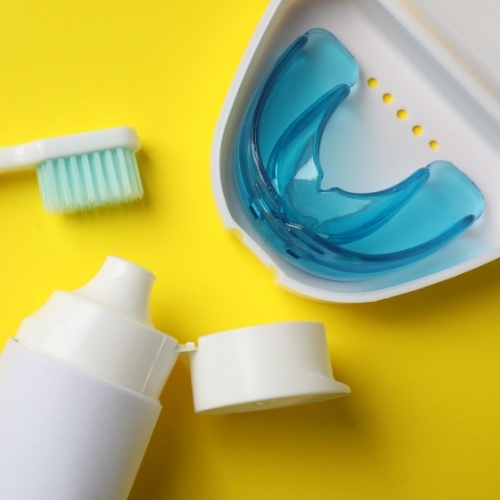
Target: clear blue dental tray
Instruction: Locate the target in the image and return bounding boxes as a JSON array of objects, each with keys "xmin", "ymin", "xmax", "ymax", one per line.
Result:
[{"xmin": 212, "ymin": 0, "xmax": 500, "ymax": 302}]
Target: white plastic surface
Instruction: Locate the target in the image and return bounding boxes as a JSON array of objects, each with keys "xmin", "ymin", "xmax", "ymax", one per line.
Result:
[
  {"xmin": 189, "ymin": 322, "xmax": 350, "ymax": 414},
  {"xmin": 0, "ymin": 339, "xmax": 160, "ymax": 500},
  {"xmin": 16, "ymin": 256, "xmax": 179, "ymax": 398},
  {"xmin": 394, "ymin": 0, "xmax": 500, "ymax": 125},
  {"xmin": 0, "ymin": 126, "xmax": 140, "ymax": 172},
  {"xmin": 211, "ymin": 0, "xmax": 500, "ymax": 302}
]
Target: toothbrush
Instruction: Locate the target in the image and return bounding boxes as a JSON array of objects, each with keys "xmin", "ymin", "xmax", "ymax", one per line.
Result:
[{"xmin": 0, "ymin": 126, "xmax": 143, "ymax": 213}]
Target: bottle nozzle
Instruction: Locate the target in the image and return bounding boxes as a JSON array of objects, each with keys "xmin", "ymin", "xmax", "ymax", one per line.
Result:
[{"xmin": 74, "ymin": 256, "xmax": 155, "ymax": 325}]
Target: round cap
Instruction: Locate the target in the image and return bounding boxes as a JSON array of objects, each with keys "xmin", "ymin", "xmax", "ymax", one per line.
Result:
[{"xmin": 188, "ymin": 321, "xmax": 350, "ymax": 414}]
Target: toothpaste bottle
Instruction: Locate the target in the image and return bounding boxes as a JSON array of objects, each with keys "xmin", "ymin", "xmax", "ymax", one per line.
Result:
[{"xmin": 0, "ymin": 256, "xmax": 179, "ymax": 500}]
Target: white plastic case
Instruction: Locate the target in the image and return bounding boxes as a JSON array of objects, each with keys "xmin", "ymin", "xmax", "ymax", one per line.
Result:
[{"xmin": 211, "ymin": 0, "xmax": 500, "ymax": 302}]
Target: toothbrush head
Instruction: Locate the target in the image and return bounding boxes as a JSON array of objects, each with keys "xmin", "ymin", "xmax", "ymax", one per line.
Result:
[
  {"xmin": 0, "ymin": 126, "xmax": 144, "ymax": 213},
  {"xmin": 36, "ymin": 146, "xmax": 143, "ymax": 213},
  {"xmin": 35, "ymin": 127, "xmax": 143, "ymax": 213}
]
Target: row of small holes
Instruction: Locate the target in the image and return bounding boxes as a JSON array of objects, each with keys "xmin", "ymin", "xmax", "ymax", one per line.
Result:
[{"xmin": 367, "ymin": 78, "xmax": 439, "ymax": 150}]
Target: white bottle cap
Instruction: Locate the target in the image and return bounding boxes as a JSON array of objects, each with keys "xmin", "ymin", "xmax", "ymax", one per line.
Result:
[
  {"xmin": 188, "ymin": 322, "xmax": 350, "ymax": 414},
  {"xmin": 15, "ymin": 256, "xmax": 179, "ymax": 398}
]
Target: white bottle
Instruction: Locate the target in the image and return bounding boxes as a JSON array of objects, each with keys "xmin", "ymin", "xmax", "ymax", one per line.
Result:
[
  {"xmin": 0, "ymin": 256, "xmax": 350, "ymax": 500},
  {"xmin": 0, "ymin": 256, "xmax": 179, "ymax": 500}
]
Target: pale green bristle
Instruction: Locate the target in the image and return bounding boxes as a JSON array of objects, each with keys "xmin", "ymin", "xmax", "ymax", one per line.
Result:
[{"xmin": 35, "ymin": 147, "xmax": 143, "ymax": 213}]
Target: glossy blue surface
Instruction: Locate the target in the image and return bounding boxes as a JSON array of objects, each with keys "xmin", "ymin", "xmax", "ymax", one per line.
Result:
[{"xmin": 235, "ymin": 29, "xmax": 484, "ymax": 280}]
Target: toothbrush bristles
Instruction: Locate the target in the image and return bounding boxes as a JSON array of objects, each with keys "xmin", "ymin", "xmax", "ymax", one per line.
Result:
[{"xmin": 36, "ymin": 147, "xmax": 143, "ymax": 213}]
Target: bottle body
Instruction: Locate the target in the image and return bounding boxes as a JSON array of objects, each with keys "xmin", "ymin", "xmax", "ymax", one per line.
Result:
[{"xmin": 0, "ymin": 339, "xmax": 161, "ymax": 500}]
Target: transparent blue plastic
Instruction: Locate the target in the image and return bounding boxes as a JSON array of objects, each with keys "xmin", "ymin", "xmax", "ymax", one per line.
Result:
[{"xmin": 235, "ymin": 28, "xmax": 484, "ymax": 280}]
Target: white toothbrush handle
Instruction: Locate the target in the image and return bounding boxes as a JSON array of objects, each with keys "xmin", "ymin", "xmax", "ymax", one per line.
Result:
[
  {"xmin": 0, "ymin": 127, "xmax": 140, "ymax": 173},
  {"xmin": 0, "ymin": 143, "xmax": 39, "ymax": 172}
]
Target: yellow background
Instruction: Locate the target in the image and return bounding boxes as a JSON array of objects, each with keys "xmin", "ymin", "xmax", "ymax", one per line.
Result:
[{"xmin": 1, "ymin": 1, "xmax": 500, "ymax": 499}]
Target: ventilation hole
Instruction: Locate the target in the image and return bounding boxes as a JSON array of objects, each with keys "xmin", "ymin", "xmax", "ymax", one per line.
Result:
[
  {"xmin": 382, "ymin": 93, "xmax": 393, "ymax": 104},
  {"xmin": 412, "ymin": 125, "xmax": 424, "ymax": 136},
  {"xmin": 396, "ymin": 109, "xmax": 408, "ymax": 120},
  {"xmin": 365, "ymin": 80, "xmax": 436, "ymax": 146}
]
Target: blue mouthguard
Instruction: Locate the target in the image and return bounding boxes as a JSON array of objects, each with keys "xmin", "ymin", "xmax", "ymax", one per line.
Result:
[{"xmin": 235, "ymin": 28, "xmax": 484, "ymax": 281}]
